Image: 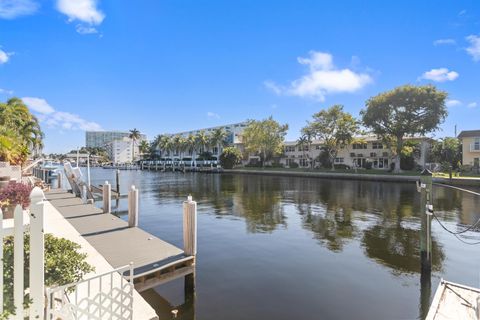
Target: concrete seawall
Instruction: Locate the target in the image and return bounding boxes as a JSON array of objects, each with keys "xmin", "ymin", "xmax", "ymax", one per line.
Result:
[{"xmin": 223, "ymin": 169, "xmax": 480, "ymax": 187}]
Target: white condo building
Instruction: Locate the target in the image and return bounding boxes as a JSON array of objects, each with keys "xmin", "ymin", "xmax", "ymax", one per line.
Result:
[
  {"xmin": 105, "ymin": 137, "xmax": 140, "ymax": 164},
  {"xmin": 86, "ymin": 131, "xmax": 147, "ymax": 149}
]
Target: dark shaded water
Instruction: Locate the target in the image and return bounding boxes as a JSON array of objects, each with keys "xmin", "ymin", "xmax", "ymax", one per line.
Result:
[{"xmin": 84, "ymin": 168, "xmax": 480, "ymax": 320}]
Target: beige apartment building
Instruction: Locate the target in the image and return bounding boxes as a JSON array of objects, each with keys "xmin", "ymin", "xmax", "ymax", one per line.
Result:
[
  {"xmin": 280, "ymin": 136, "xmax": 432, "ymax": 170},
  {"xmin": 458, "ymin": 130, "xmax": 480, "ymax": 169}
]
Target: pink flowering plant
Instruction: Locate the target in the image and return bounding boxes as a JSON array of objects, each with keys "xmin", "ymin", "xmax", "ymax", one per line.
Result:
[{"xmin": 0, "ymin": 181, "xmax": 32, "ymax": 211}]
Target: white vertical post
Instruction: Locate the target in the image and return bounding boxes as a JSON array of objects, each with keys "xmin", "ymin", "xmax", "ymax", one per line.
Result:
[
  {"xmin": 82, "ymin": 185, "xmax": 87, "ymax": 203},
  {"xmin": 29, "ymin": 187, "xmax": 45, "ymax": 320},
  {"xmin": 128, "ymin": 185, "xmax": 139, "ymax": 227},
  {"xmin": 183, "ymin": 195, "xmax": 197, "ymax": 256},
  {"xmin": 13, "ymin": 205, "xmax": 24, "ymax": 320},
  {"xmin": 103, "ymin": 181, "xmax": 111, "ymax": 213},
  {"xmin": 87, "ymin": 154, "xmax": 91, "ymax": 189},
  {"xmin": 0, "ymin": 208, "xmax": 3, "ymax": 314}
]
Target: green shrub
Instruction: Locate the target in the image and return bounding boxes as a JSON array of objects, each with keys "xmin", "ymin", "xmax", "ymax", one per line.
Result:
[
  {"xmin": 2, "ymin": 234, "xmax": 94, "ymax": 318},
  {"xmin": 334, "ymin": 164, "xmax": 350, "ymax": 170},
  {"xmin": 219, "ymin": 147, "xmax": 242, "ymax": 169}
]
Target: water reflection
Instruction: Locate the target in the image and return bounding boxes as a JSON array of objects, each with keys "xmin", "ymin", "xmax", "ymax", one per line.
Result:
[{"xmin": 84, "ymin": 169, "xmax": 480, "ymax": 320}]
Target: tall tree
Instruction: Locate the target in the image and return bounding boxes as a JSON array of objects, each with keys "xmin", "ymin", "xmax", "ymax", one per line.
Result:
[
  {"xmin": 302, "ymin": 105, "xmax": 358, "ymax": 171},
  {"xmin": 430, "ymin": 137, "xmax": 461, "ymax": 178},
  {"xmin": 210, "ymin": 127, "xmax": 229, "ymax": 157},
  {"xmin": 128, "ymin": 128, "xmax": 141, "ymax": 162},
  {"xmin": 242, "ymin": 116, "xmax": 289, "ymax": 167},
  {"xmin": 361, "ymin": 85, "xmax": 447, "ymax": 172},
  {"xmin": 138, "ymin": 140, "xmax": 150, "ymax": 160},
  {"xmin": 296, "ymin": 135, "xmax": 310, "ymax": 168},
  {"xmin": 0, "ymin": 98, "xmax": 44, "ymax": 164},
  {"xmin": 195, "ymin": 131, "xmax": 209, "ymax": 154}
]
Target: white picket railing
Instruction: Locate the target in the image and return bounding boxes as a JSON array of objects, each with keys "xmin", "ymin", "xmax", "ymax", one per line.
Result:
[
  {"xmin": 46, "ymin": 264, "xmax": 134, "ymax": 320},
  {"xmin": 0, "ymin": 187, "xmax": 45, "ymax": 320}
]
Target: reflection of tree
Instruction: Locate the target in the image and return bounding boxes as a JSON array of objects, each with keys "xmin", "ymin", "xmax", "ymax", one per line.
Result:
[
  {"xmin": 152, "ymin": 173, "xmax": 286, "ymax": 233},
  {"xmin": 362, "ymin": 224, "xmax": 444, "ymax": 274}
]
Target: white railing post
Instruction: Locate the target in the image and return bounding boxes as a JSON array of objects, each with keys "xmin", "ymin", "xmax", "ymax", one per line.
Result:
[
  {"xmin": 0, "ymin": 208, "xmax": 3, "ymax": 314},
  {"xmin": 128, "ymin": 186, "xmax": 139, "ymax": 228},
  {"xmin": 183, "ymin": 195, "xmax": 197, "ymax": 256},
  {"xmin": 82, "ymin": 185, "xmax": 87, "ymax": 203},
  {"xmin": 103, "ymin": 181, "xmax": 111, "ymax": 213},
  {"xmin": 13, "ymin": 205, "xmax": 24, "ymax": 319},
  {"xmin": 29, "ymin": 187, "xmax": 45, "ymax": 320}
]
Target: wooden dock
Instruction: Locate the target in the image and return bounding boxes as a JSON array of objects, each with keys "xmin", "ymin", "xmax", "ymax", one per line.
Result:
[
  {"xmin": 44, "ymin": 189, "xmax": 196, "ymax": 293},
  {"xmin": 426, "ymin": 279, "xmax": 480, "ymax": 320}
]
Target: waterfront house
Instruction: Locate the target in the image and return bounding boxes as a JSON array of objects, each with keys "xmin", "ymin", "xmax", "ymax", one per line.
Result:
[
  {"xmin": 458, "ymin": 130, "xmax": 480, "ymax": 171},
  {"xmin": 280, "ymin": 136, "xmax": 432, "ymax": 170}
]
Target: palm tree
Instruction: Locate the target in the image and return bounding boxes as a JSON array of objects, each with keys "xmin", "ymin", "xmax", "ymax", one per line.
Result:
[
  {"xmin": 0, "ymin": 98, "xmax": 44, "ymax": 164},
  {"xmin": 297, "ymin": 136, "xmax": 309, "ymax": 167},
  {"xmin": 129, "ymin": 128, "xmax": 141, "ymax": 162},
  {"xmin": 195, "ymin": 131, "xmax": 209, "ymax": 156},
  {"xmin": 138, "ymin": 140, "xmax": 150, "ymax": 160},
  {"xmin": 210, "ymin": 127, "xmax": 229, "ymax": 158}
]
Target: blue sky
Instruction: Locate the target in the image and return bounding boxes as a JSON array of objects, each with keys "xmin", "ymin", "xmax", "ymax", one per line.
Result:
[{"xmin": 1, "ymin": 0, "xmax": 479, "ymax": 153}]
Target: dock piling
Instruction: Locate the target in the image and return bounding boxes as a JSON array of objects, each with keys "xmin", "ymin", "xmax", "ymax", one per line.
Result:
[
  {"xmin": 116, "ymin": 169, "xmax": 120, "ymax": 198},
  {"xmin": 128, "ymin": 185, "xmax": 139, "ymax": 227},
  {"xmin": 183, "ymin": 195, "xmax": 197, "ymax": 257},
  {"xmin": 103, "ymin": 181, "xmax": 111, "ymax": 214},
  {"xmin": 57, "ymin": 172, "xmax": 62, "ymax": 189},
  {"xmin": 419, "ymin": 169, "xmax": 433, "ymax": 273}
]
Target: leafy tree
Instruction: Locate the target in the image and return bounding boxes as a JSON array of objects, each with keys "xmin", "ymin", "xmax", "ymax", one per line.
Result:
[
  {"xmin": 430, "ymin": 137, "xmax": 462, "ymax": 177},
  {"xmin": 128, "ymin": 128, "xmax": 141, "ymax": 162},
  {"xmin": 2, "ymin": 234, "xmax": 93, "ymax": 318},
  {"xmin": 296, "ymin": 135, "xmax": 311, "ymax": 168},
  {"xmin": 219, "ymin": 147, "xmax": 242, "ymax": 169},
  {"xmin": 302, "ymin": 105, "xmax": 358, "ymax": 171},
  {"xmin": 361, "ymin": 85, "xmax": 447, "ymax": 172},
  {"xmin": 242, "ymin": 117, "xmax": 288, "ymax": 167},
  {"xmin": 195, "ymin": 131, "xmax": 210, "ymax": 155},
  {"xmin": 0, "ymin": 98, "xmax": 44, "ymax": 164}
]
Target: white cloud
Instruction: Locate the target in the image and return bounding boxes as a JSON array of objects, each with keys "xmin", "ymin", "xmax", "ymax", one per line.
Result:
[
  {"xmin": 56, "ymin": 0, "xmax": 104, "ymax": 34},
  {"xmin": 0, "ymin": 49, "xmax": 12, "ymax": 64},
  {"xmin": 0, "ymin": 0, "xmax": 39, "ymax": 19},
  {"xmin": 0, "ymin": 88, "xmax": 14, "ymax": 95},
  {"xmin": 207, "ymin": 112, "xmax": 220, "ymax": 119},
  {"xmin": 75, "ymin": 24, "xmax": 98, "ymax": 34},
  {"xmin": 420, "ymin": 68, "xmax": 459, "ymax": 82},
  {"xmin": 433, "ymin": 39, "xmax": 456, "ymax": 46},
  {"xmin": 56, "ymin": 0, "xmax": 104, "ymax": 24},
  {"xmin": 467, "ymin": 102, "xmax": 477, "ymax": 108},
  {"xmin": 446, "ymin": 99, "xmax": 462, "ymax": 107},
  {"xmin": 466, "ymin": 35, "xmax": 480, "ymax": 61},
  {"xmin": 22, "ymin": 97, "xmax": 55, "ymax": 114},
  {"xmin": 22, "ymin": 96, "xmax": 103, "ymax": 131},
  {"xmin": 265, "ymin": 51, "xmax": 372, "ymax": 101}
]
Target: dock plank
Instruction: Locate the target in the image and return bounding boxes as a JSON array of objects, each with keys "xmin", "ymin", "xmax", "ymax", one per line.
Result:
[{"xmin": 45, "ymin": 191, "xmax": 185, "ymax": 278}]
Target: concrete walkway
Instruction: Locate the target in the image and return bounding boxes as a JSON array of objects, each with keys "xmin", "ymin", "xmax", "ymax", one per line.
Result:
[{"xmin": 44, "ymin": 192, "xmax": 159, "ymax": 320}]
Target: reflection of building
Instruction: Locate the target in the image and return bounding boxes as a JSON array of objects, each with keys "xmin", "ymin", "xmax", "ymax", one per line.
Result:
[
  {"xmin": 105, "ymin": 137, "xmax": 140, "ymax": 164},
  {"xmin": 86, "ymin": 131, "xmax": 147, "ymax": 149},
  {"xmin": 281, "ymin": 136, "xmax": 432, "ymax": 170},
  {"xmin": 458, "ymin": 130, "xmax": 480, "ymax": 169}
]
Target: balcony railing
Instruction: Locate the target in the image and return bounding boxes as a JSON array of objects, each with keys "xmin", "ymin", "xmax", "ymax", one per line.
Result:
[{"xmin": 470, "ymin": 144, "xmax": 480, "ymax": 152}]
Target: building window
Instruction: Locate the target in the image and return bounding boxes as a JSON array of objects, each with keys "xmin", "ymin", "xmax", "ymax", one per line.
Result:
[
  {"xmin": 370, "ymin": 152, "xmax": 377, "ymax": 157},
  {"xmin": 353, "ymin": 143, "xmax": 367, "ymax": 149},
  {"xmin": 285, "ymin": 146, "xmax": 295, "ymax": 152},
  {"xmin": 334, "ymin": 157, "xmax": 344, "ymax": 163},
  {"xmin": 474, "ymin": 138, "xmax": 480, "ymax": 151},
  {"xmin": 315, "ymin": 145, "xmax": 321, "ymax": 150},
  {"xmin": 372, "ymin": 142, "xmax": 383, "ymax": 149}
]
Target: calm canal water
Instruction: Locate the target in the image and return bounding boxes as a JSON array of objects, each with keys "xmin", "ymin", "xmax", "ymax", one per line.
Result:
[{"xmin": 84, "ymin": 168, "xmax": 480, "ymax": 320}]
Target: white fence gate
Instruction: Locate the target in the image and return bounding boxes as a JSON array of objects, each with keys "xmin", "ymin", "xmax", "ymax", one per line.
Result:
[
  {"xmin": 1, "ymin": 187, "xmax": 134, "ymax": 320},
  {"xmin": 46, "ymin": 265, "xmax": 134, "ymax": 320},
  {"xmin": 0, "ymin": 187, "xmax": 45, "ymax": 320}
]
